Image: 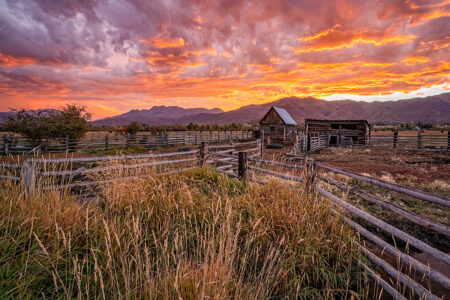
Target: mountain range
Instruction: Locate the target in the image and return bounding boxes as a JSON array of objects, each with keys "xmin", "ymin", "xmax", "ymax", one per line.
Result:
[
  {"xmin": 90, "ymin": 93, "xmax": 450, "ymax": 125},
  {"xmin": 1, "ymin": 93, "xmax": 449, "ymax": 126},
  {"xmin": 91, "ymin": 106, "xmax": 224, "ymax": 126}
]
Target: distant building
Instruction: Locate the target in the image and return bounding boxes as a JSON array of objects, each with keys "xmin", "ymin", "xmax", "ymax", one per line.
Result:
[
  {"xmin": 304, "ymin": 119, "xmax": 370, "ymax": 147},
  {"xmin": 258, "ymin": 106, "xmax": 297, "ymax": 142}
]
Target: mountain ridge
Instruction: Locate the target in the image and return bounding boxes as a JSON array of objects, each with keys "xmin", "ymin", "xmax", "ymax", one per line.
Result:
[{"xmin": 1, "ymin": 94, "xmax": 449, "ymax": 126}]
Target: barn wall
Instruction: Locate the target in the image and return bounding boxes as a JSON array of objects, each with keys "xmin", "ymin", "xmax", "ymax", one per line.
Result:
[
  {"xmin": 260, "ymin": 108, "xmax": 284, "ymax": 125},
  {"xmin": 306, "ymin": 120, "xmax": 369, "ymax": 145}
]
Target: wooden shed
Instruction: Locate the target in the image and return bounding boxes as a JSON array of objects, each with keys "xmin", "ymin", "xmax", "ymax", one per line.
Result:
[
  {"xmin": 259, "ymin": 106, "xmax": 297, "ymax": 142},
  {"xmin": 305, "ymin": 119, "xmax": 370, "ymax": 146}
]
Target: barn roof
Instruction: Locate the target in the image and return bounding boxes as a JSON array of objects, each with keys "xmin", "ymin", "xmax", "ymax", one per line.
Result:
[
  {"xmin": 305, "ymin": 119, "xmax": 369, "ymax": 125},
  {"xmin": 266, "ymin": 106, "xmax": 297, "ymax": 125}
]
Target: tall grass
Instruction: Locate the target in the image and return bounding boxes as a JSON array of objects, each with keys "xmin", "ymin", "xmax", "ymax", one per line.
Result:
[{"xmin": 0, "ymin": 166, "xmax": 363, "ymax": 299}]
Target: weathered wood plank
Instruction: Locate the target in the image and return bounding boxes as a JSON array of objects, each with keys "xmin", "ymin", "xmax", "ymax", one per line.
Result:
[{"xmin": 315, "ymin": 186, "xmax": 450, "ymax": 265}]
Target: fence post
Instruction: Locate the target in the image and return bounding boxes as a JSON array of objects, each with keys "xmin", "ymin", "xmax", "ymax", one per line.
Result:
[
  {"xmin": 338, "ymin": 125, "xmax": 342, "ymax": 146},
  {"xmin": 195, "ymin": 132, "xmax": 198, "ymax": 145},
  {"xmin": 200, "ymin": 142, "xmax": 208, "ymax": 167},
  {"xmin": 417, "ymin": 131, "xmax": 422, "ymax": 150},
  {"xmin": 22, "ymin": 160, "xmax": 36, "ymax": 195},
  {"xmin": 125, "ymin": 134, "xmax": 130, "ymax": 148},
  {"xmin": 3, "ymin": 135, "xmax": 9, "ymax": 155},
  {"xmin": 210, "ymin": 130, "xmax": 212, "ymax": 142},
  {"xmin": 393, "ymin": 130, "xmax": 398, "ymax": 149},
  {"xmin": 65, "ymin": 135, "xmax": 70, "ymax": 152},
  {"xmin": 447, "ymin": 131, "xmax": 450, "ymax": 150},
  {"xmin": 238, "ymin": 151, "xmax": 247, "ymax": 181},
  {"xmin": 260, "ymin": 131, "xmax": 264, "ymax": 157},
  {"xmin": 105, "ymin": 134, "xmax": 109, "ymax": 152}
]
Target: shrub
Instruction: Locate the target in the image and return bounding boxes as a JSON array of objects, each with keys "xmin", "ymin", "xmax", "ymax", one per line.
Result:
[{"xmin": 125, "ymin": 122, "xmax": 144, "ymax": 135}]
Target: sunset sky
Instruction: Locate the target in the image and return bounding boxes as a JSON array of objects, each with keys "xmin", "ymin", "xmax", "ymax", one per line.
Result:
[{"xmin": 0, "ymin": 0, "xmax": 449, "ymax": 119}]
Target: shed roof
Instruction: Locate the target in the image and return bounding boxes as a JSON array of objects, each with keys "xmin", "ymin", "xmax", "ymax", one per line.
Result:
[{"xmin": 262, "ymin": 106, "xmax": 297, "ymax": 125}]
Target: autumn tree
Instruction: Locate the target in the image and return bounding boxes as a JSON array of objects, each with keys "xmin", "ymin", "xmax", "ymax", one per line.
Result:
[{"xmin": 4, "ymin": 104, "xmax": 91, "ymax": 144}]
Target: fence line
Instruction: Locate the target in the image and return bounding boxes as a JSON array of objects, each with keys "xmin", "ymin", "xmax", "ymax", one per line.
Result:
[
  {"xmin": 1, "ymin": 130, "xmax": 254, "ymax": 155},
  {"xmin": 319, "ymin": 174, "xmax": 450, "ymax": 237},
  {"xmin": 315, "ymin": 162, "xmax": 450, "ymax": 207},
  {"xmin": 1, "ymin": 139, "xmax": 448, "ymax": 298},
  {"xmin": 294, "ymin": 132, "xmax": 449, "ymax": 153},
  {"xmin": 211, "ymin": 151, "xmax": 449, "ymax": 298}
]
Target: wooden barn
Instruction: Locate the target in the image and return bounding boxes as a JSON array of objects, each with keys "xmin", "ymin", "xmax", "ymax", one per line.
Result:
[
  {"xmin": 259, "ymin": 106, "xmax": 297, "ymax": 142},
  {"xmin": 305, "ymin": 119, "xmax": 370, "ymax": 146}
]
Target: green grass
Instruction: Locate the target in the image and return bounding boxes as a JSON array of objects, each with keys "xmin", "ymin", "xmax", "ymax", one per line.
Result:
[{"xmin": 0, "ymin": 168, "xmax": 363, "ymax": 299}]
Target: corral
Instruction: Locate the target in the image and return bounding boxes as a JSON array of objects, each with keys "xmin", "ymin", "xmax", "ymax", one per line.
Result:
[{"xmin": 0, "ymin": 137, "xmax": 449, "ymax": 299}]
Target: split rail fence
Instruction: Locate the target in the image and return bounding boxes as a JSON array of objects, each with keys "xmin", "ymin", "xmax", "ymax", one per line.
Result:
[
  {"xmin": 210, "ymin": 148, "xmax": 450, "ymax": 300},
  {"xmin": 1, "ymin": 138, "xmax": 449, "ymax": 299},
  {"xmin": 1, "ymin": 130, "xmax": 254, "ymax": 155}
]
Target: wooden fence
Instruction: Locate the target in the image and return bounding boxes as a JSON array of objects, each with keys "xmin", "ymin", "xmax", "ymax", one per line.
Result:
[
  {"xmin": 1, "ymin": 139, "xmax": 449, "ymax": 299},
  {"xmin": 0, "ymin": 140, "xmax": 261, "ymax": 195},
  {"xmin": 211, "ymin": 151, "xmax": 450, "ymax": 299},
  {"xmin": 0, "ymin": 130, "xmax": 254, "ymax": 155},
  {"xmin": 294, "ymin": 132, "xmax": 450, "ymax": 153},
  {"xmin": 368, "ymin": 132, "xmax": 450, "ymax": 149}
]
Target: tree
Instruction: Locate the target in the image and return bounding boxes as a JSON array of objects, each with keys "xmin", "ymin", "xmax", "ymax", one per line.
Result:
[
  {"xmin": 4, "ymin": 104, "xmax": 91, "ymax": 143},
  {"xmin": 125, "ymin": 122, "xmax": 144, "ymax": 135}
]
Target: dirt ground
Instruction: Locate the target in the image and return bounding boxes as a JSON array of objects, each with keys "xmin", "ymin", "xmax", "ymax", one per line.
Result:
[{"xmin": 309, "ymin": 147, "xmax": 450, "ymax": 185}]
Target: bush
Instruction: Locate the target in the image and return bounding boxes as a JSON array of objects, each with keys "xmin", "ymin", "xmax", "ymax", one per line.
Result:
[{"xmin": 125, "ymin": 122, "xmax": 144, "ymax": 135}]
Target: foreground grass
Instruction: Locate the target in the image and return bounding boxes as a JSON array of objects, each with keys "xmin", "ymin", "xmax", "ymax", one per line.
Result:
[{"xmin": 0, "ymin": 168, "xmax": 362, "ymax": 299}]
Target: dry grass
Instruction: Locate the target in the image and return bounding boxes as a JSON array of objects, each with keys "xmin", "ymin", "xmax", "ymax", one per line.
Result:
[{"xmin": 0, "ymin": 165, "xmax": 363, "ymax": 299}]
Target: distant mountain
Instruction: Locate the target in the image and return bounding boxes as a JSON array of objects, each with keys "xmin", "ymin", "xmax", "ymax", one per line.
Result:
[
  {"xmin": 185, "ymin": 93, "xmax": 450, "ymax": 125},
  {"xmin": 2, "ymin": 94, "xmax": 449, "ymax": 126},
  {"xmin": 0, "ymin": 109, "xmax": 58, "ymax": 124},
  {"xmin": 91, "ymin": 106, "xmax": 224, "ymax": 126},
  {"xmin": 92, "ymin": 93, "xmax": 450, "ymax": 125}
]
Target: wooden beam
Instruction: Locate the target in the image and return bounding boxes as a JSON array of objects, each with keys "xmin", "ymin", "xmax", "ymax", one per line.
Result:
[
  {"xmin": 314, "ymin": 186, "xmax": 450, "ymax": 265},
  {"xmin": 318, "ymin": 174, "xmax": 450, "ymax": 237},
  {"xmin": 315, "ymin": 163, "xmax": 450, "ymax": 207}
]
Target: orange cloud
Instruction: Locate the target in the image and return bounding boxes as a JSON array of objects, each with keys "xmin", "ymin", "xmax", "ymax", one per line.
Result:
[
  {"xmin": 0, "ymin": 53, "xmax": 37, "ymax": 66},
  {"xmin": 297, "ymin": 27, "xmax": 417, "ymax": 52},
  {"xmin": 143, "ymin": 37, "xmax": 185, "ymax": 48},
  {"xmin": 0, "ymin": 0, "xmax": 449, "ymax": 119}
]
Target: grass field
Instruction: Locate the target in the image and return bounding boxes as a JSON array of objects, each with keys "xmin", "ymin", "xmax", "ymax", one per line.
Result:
[{"xmin": 0, "ymin": 167, "xmax": 364, "ymax": 299}]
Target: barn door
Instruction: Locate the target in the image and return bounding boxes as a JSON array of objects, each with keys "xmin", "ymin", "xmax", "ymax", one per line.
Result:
[{"xmin": 270, "ymin": 127, "xmax": 276, "ymax": 139}]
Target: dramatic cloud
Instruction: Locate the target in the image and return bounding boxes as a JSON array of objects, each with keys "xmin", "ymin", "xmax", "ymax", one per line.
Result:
[{"xmin": 0, "ymin": 0, "xmax": 449, "ymax": 118}]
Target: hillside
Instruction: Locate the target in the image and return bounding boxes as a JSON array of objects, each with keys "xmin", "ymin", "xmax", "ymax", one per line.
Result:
[{"xmin": 91, "ymin": 93, "xmax": 450, "ymax": 125}]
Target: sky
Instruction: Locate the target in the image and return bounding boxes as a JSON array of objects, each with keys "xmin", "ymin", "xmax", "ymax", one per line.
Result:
[{"xmin": 0, "ymin": 0, "xmax": 449, "ymax": 119}]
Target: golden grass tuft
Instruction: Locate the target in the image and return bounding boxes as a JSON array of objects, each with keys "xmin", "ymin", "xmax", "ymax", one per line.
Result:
[{"xmin": 0, "ymin": 165, "xmax": 363, "ymax": 299}]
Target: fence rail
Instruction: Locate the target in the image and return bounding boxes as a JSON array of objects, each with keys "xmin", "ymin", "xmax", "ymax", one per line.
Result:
[
  {"xmin": 211, "ymin": 151, "xmax": 449, "ymax": 299},
  {"xmin": 1, "ymin": 131, "xmax": 254, "ymax": 155},
  {"xmin": 294, "ymin": 132, "xmax": 449, "ymax": 153}
]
